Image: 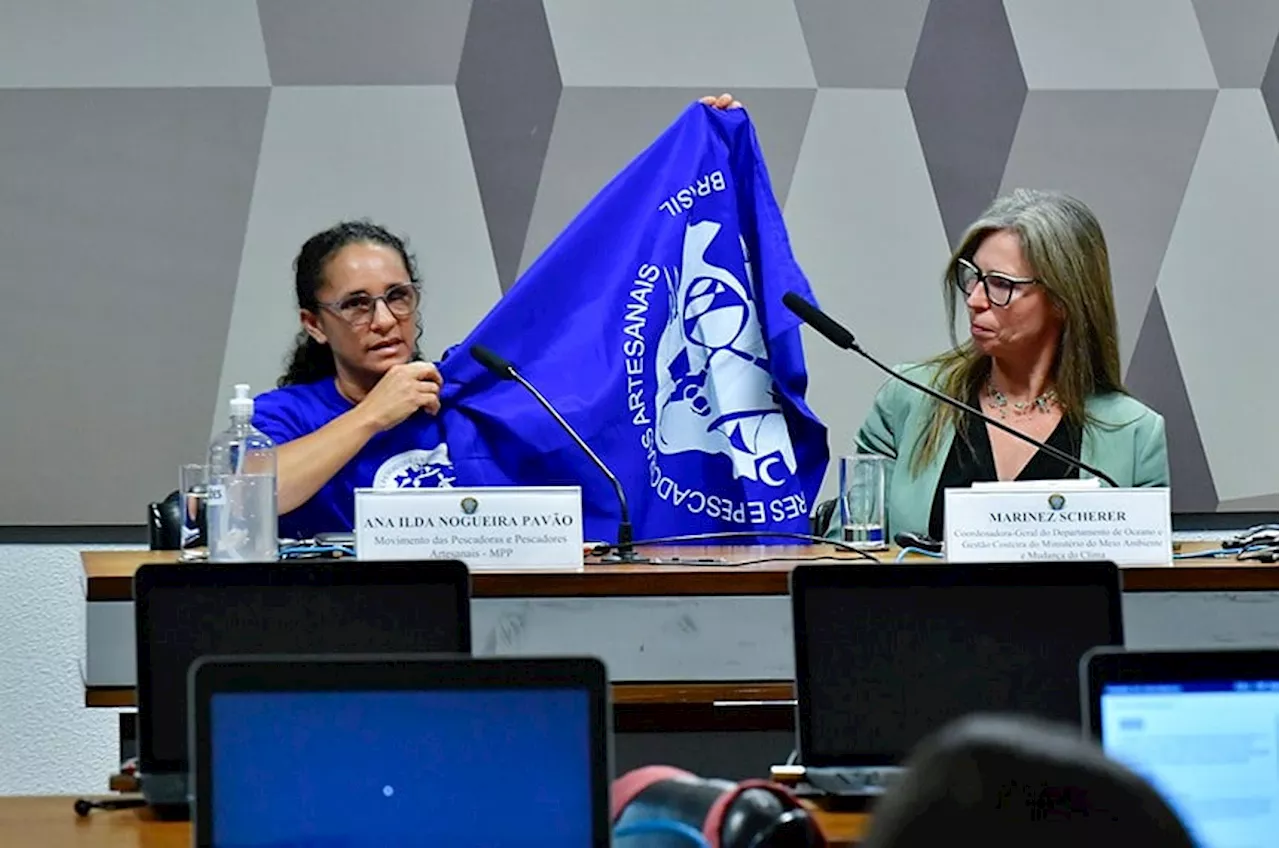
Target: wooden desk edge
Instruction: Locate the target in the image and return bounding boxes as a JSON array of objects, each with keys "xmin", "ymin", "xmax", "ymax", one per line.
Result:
[
  {"xmin": 0, "ymin": 796, "xmax": 866, "ymax": 847},
  {"xmin": 86, "ymin": 680, "xmax": 797, "ymax": 709},
  {"xmin": 81, "ymin": 547, "xmax": 1280, "ymax": 602}
]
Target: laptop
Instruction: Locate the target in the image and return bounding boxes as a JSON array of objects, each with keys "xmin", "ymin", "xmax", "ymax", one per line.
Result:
[
  {"xmin": 790, "ymin": 561, "xmax": 1123, "ymax": 798},
  {"xmin": 133, "ymin": 560, "xmax": 471, "ymax": 817},
  {"xmin": 189, "ymin": 653, "xmax": 611, "ymax": 848},
  {"xmin": 1083, "ymin": 646, "xmax": 1280, "ymax": 848}
]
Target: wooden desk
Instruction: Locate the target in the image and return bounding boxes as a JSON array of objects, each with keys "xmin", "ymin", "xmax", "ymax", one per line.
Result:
[
  {"xmin": 81, "ymin": 544, "xmax": 1278, "ymax": 723},
  {"xmin": 81, "ymin": 542, "xmax": 1280, "ymax": 600},
  {"xmin": 0, "ymin": 796, "xmax": 866, "ymax": 847},
  {"xmin": 0, "ymin": 796, "xmax": 186, "ymax": 847}
]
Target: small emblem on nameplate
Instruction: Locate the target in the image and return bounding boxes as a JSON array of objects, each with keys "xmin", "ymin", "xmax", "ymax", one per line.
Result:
[
  {"xmin": 1048, "ymin": 493, "xmax": 1065, "ymax": 511},
  {"xmin": 460, "ymin": 496, "xmax": 479, "ymax": 515}
]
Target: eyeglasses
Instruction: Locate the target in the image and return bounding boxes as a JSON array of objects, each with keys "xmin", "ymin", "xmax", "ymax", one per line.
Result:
[
  {"xmin": 317, "ymin": 283, "xmax": 420, "ymax": 326},
  {"xmin": 952, "ymin": 258, "xmax": 1037, "ymax": 307}
]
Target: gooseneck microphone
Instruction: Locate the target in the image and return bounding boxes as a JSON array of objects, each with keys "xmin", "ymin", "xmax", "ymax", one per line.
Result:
[
  {"xmin": 781, "ymin": 292, "xmax": 1120, "ymax": 488},
  {"xmin": 469, "ymin": 344, "xmax": 643, "ymax": 562}
]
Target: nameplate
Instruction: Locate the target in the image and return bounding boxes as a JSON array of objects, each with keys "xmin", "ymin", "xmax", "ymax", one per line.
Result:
[
  {"xmin": 354, "ymin": 486, "xmax": 584, "ymax": 570},
  {"xmin": 943, "ymin": 486, "xmax": 1172, "ymax": 565}
]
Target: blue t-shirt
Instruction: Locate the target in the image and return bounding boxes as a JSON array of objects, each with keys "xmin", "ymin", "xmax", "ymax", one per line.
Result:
[{"xmin": 253, "ymin": 380, "xmax": 456, "ymax": 540}]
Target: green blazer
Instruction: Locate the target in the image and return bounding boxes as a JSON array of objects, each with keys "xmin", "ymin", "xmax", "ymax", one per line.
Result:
[{"xmin": 845, "ymin": 363, "xmax": 1171, "ymax": 539}]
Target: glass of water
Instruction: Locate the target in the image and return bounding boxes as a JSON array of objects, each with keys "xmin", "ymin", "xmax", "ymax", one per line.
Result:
[
  {"xmin": 838, "ymin": 454, "xmax": 888, "ymax": 550},
  {"xmin": 179, "ymin": 463, "xmax": 209, "ymax": 560}
]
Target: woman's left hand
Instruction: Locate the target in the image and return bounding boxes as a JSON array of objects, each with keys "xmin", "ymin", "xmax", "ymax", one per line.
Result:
[{"xmin": 699, "ymin": 92, "xmax": 743, "ymax": 110}]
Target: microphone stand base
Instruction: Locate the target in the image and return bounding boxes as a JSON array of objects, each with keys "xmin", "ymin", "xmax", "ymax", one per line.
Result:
[{"xmin": 597, "ymin": 550, "xmax": 653, "ymax": 565}]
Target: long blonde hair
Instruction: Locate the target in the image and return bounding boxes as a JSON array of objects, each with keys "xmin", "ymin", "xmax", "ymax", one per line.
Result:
[{"xmin": 912, "ymin": 189, "xmax": 1126, "ymax": 474}]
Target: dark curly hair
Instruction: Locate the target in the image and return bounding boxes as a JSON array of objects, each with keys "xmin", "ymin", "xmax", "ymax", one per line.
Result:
[{"xmin": 279, "ymin": 220, "xmax": 423, "ymax": 387}]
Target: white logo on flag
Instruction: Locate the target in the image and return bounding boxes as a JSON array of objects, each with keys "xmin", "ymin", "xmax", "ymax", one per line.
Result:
[
  {"xmin": 653, "ymin": 220, "xmax": 795, "ymax": 486},
  {"xmin": 623, "ymin": 199, "xmax": 809, "ymax": 527}
]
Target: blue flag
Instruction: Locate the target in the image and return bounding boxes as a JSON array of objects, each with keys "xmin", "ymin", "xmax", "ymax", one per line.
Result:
[{"xmin": 438, "ymin": 103, "xmax": 829, "ymax": 543}]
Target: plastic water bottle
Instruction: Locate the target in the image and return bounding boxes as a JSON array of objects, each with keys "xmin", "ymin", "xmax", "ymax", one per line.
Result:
[{"xmin": 207, "ymin": 384, "xmax": 278, "ymax": 562}]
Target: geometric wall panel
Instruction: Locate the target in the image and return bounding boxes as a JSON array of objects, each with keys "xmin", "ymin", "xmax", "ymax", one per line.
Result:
[
  {"xmin": 1191, "ymin": 0, "xmax": 1278, "ymax": 88},
  {"xmin": 0, "ymin": 1, "xmax": 269, "ymax": 88},
  {"xmin": 457, "ymin": 0, "xmax": 563, "ymax": 291},
  {"xmin": 257, "ymin": 0, "xmax": 471, "ymax": 85},
  {"xmin": 1220, "ymin": 494, "xmax": 1280, "ymax": 511},
  {"xmin": 906, "ymin": 0, "xmax": 1026, "ymax": 246},
  {"xmin": 1264, "ymin": 39, "xmax": 1279, "ymax": 133},
  {"xmin": 1005, "ymin": 0, "xmax": 1217, "ymax": 90},
  {"xmin": 795, "ymin": 0, "xmax": 929, "ymax": 89},
  {"xmin": 544, "ymin": 0, "xmax": 816, "ymax": 88},
  {"xmin": 0, "ymin": 88, "xmax": 268, "ymax": 523},
  {"xmin": 1000, "ymin": 90, "xmax": 1216, "ymax": 370},
  {"xmin": 1152, "ymin": 90, "xmax": 1279, "ymax": 507},
  {"xmin": 1125, "ymin": 292, "xmax": 1218, "ymax": 512}
]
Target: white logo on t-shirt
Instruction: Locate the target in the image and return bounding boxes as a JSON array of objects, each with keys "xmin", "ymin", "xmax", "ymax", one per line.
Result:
[{"xmin": 372, "ymin": 444, "xmax": 456, "ymax": 489}]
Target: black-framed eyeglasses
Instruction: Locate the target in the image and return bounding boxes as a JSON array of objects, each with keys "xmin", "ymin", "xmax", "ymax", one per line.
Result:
[
  {"xmin": 317, "ymin": 283, "xmax": 420, "ymax": 326},
  {"xmin": 952, "ymin": 258, "xmax": 1037, "ymax": 307}
]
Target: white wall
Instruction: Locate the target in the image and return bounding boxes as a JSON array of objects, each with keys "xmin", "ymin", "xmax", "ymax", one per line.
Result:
[{"xmin": 0, "ymin": 544, "xmax": 125, "ymax": 795}]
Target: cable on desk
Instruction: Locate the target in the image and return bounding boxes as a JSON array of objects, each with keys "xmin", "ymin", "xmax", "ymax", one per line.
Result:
[
  {"xmin": 895, "ymin": 546, "xmax": 945, "ymax": 562},
  {"xmin": 74, "ymin": 797, "xmax": 147, "ymax": 817},
  {"xmin": 601, "ymin": 531, "xmax": 881, "ymax": 563},
  {"xmin": 277, "ymin": 544, "xmax": 356, "ymax": 559},
  {"xmin": 1236, "ymin": 545, "xmax": 1279, "ymax": 563},
  {"xmin": 675, "ymin": 555, "xmax": 858, "ymax": 569},
  {"xmin": 1173, "ymin": 543, "xmax": 1278, "ymax": 561},
  {"xmin": 1172, "ymin": 547, "xmax": 1234, "ymax": 560},
  {"xmin": 614, "ymin": 819, "xmax": 710, "ymax": 846}
]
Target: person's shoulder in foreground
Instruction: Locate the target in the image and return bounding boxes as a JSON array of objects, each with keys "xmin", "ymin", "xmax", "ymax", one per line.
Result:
[{"xmin": 861, "ymin": 713, "xmax": 1197, "ymax": 848}]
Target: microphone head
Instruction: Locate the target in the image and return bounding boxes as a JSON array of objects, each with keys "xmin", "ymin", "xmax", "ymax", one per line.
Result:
[
  {"xmin": 469, "ymin": 344, "xmax": 515, "ymax": 379},
  {"xmin": 782, "ymin": 291, "xmax": 856, "ymax": 350}
]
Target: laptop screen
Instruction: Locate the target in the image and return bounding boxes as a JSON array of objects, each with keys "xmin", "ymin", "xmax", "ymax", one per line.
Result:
[
  {"xmin": 1100, "ymin": 678, "xmax": 1280, "ymax": 848},
  {"xmin": 137, "ymin": 566, "xmax": 468, "ymax": 774},
  {"xmin": 208, "ymin": 687, "xmax": 595, "ymax": 846},
  {"xmin": 798, "ymin": 578, "xmax": 1120, "ymax": 765}
]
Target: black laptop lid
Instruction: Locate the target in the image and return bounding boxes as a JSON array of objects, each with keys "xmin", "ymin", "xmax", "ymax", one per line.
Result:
[
  {"xmin": 790, "ymin": 561, "xmax": 1123, "ymax": 768},
  {"xmin": 190, "ymin": 654, "xmax": 611, "ymax": 848},
  {"xmin": 134, "ymin": 560, "xmax": 471, "ymax": 776}
]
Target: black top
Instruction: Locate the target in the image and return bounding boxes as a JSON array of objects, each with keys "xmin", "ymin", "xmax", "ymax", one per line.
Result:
[{"xmin": 927, "ymin": 400, "xmax": 1081, "ymax": 540}]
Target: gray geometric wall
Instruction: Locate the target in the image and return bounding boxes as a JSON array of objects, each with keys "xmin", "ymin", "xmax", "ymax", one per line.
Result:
[{"xmin": 0, "ymin": 0, "xmax": 1274, "ymax": 525}]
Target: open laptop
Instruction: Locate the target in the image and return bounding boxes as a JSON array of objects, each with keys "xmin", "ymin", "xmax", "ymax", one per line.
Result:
[
  {"xmin": 1083, "ymin": 646, "xmax": 1280, "ymax": 848},
  {"xmin": 133, "ymin": 560, "xmax": 471, "ymax": 818},
  {"xmin": 790, "ymin": 561, "xmax": 1124, "ymax": 798},
  {"xmin": 189, "ymin": 653, "xmax": 611, "ymax": 848}
]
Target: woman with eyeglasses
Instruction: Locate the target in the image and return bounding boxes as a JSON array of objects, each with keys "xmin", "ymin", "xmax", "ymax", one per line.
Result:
[
  {"xmin": 250, "ymin": 221, "xmax": 446, "ymax": 539},
  {"xmin": 701, "ymin": 93, "xmax": 1169, "ymax": 540},
  {"xmin": 856, "ymin": 188, "xmax": 1169, "ymax": 540}
]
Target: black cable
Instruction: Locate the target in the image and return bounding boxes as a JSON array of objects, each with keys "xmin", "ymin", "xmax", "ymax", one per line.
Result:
[
  {"xmin": 74, "ymin": 797, "xmax": 147, "ymax": 817},
  {"xmin": 635, "ymin": 555, "xmax": 856, "ymax": 569}
]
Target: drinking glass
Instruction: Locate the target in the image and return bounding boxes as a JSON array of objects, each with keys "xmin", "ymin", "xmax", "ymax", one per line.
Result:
[
  {"xmin": 838, "ymin": 454, "xmax": 888, "ymax": 550},
  {"xmin": 179, "ymin": 463, "xmax": 209, "ymax": 560}
]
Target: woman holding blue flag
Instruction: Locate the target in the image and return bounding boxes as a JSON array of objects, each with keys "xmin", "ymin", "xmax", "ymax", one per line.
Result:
[
  {"xmin": 252, "ymin": 92, "xmax": 834, "ymax": 545},
  {"xmin": 251, "ymin": 221, "xmax": 450, "ymax": 540},
  {"xmin": 704, "ymin": 93, "xmax": 1169, "ymax": 541}
]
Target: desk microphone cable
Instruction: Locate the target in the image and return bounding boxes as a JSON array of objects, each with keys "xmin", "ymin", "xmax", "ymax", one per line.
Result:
[{"xmin": 590, "ymin": 531, "xmax": 881, "ymax": 563}]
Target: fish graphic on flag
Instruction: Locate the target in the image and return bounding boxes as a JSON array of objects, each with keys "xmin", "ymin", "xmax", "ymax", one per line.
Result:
[{"xmin": 438, "ymin": 102, "xmax": 829, "ymax": 543}]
